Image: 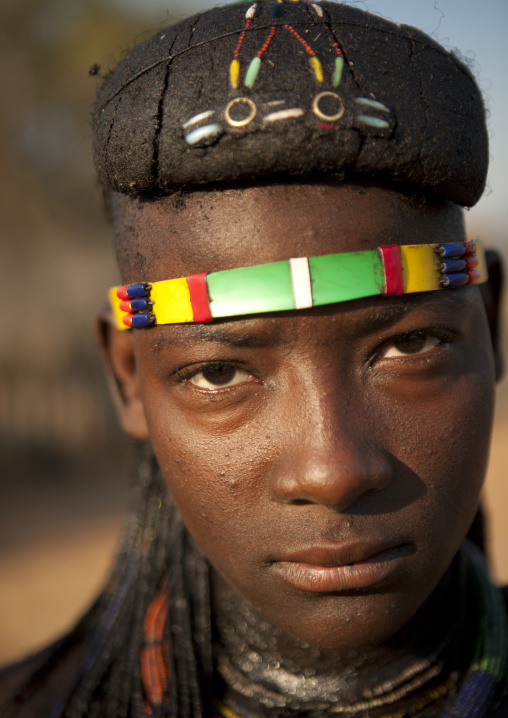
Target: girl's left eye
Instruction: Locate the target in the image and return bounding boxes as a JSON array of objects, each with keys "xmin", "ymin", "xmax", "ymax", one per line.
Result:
[
  {"xmin": 378, "ymin": 332, "xmax": 441, "ymax": 360},
  {"xmin": 183, "ymin": 364, "xmax": 255, "ymax": 391}
]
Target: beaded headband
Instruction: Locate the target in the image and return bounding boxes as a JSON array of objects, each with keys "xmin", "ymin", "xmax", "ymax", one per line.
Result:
[{"xmin": 109, "ymin": 240, "xmax": 487, "ymax": 329}]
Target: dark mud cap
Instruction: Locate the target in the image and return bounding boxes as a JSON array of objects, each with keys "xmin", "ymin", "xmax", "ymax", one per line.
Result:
[{"xmin": 93, "ymin": 0, "xmax": 488, "ymax": 206}]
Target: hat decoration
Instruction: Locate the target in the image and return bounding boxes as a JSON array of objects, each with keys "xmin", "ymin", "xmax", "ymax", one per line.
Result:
[
  {"xmin": 93, "ymin": 1, "xmax": 488, "ymax": 206},
  {"xmin": 182, "ymin": 1, "xmax": 395, "ymax": 149}
]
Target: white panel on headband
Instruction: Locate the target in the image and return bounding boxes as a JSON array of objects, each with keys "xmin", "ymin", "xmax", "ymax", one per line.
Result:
[{"xmin": 289, "ymin": 257, "xmax": 313, "ymax": 310}]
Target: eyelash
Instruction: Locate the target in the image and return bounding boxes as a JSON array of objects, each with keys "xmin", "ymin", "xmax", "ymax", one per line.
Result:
[
  {"xmin": 175, "ymin": 362, "xmax": 256, "ymax": 392},
  {"xmin": 174, "ymin": 327, "xmax": 457, "ymax": 392},
  {"xmin": 373, "ymin": 328, "xmax": 454, "ymax": 364}
]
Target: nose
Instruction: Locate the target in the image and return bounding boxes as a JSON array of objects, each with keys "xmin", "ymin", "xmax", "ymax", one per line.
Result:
[{"xmin": 270, "ymin": 396, "xmax": 393, "ymax": 513}]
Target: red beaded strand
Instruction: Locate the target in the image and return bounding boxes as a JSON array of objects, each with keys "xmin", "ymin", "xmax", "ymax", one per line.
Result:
[
  {"xmin": 257, "ymin": 25, "xmax": 277, "ymax": 58},
  {"xmin": 284, "ymin": 24, "xmax": 317, "ymax": 56},
  {"xmin": 233, "ymin": 18, "xmax": 253, "ymax": 59}
]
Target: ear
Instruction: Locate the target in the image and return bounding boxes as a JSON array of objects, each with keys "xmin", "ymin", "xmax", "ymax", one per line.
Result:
[
  {"xmin": 96, "ymin": 311, "xmax": 150, "ymax": 440},
  {"xmin": 479, "ymin": 249, "xmax": 505, "ymax": 382}
]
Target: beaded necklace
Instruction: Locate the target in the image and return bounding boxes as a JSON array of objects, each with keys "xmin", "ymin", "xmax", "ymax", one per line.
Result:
[
  {"xmin": 214, "ymin": 682, "xmax": 454, "ymax": 718},
  {"xmin": 210, "ymin": 544, "xmax": 507, "ymax": 718},
  {"xmin": 140, "ymin": 543, "xmax": 507, "ymax": 718}
]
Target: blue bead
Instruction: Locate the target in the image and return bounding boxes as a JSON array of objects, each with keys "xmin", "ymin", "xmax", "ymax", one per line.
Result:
[
  {"xmin": 126, "ymin": 283, "xmax": 151, "ymax": 298},
  {"xmin": 435, "ymin": 243, "xmax": 466, "ymax": 258},
  {"xmin": 129, "ymin": 298, "xmax": 153, "ymax": 312},
  {"xmin": 130, "ymin": 312, "xmax": 156, "ymax": 328},
  {"xmin": 439, "ymin": 259, "xmax": 467, "ymax": 274},
  {"xmin": 440, "ymin": 273, "xmax": 469, "ymax": 288},
  {"xmin": 272, "ymin": 2, "xmax": 284, "ymax": 18}
]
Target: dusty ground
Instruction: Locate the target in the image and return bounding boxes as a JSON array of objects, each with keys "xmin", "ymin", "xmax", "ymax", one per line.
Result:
[{"xmin": 1, "ymin": 414, "xmax": 507, "ymax": 667}]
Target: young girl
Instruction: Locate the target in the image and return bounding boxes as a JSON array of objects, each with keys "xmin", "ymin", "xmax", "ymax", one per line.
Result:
[{"xmin": 1, "ymin": 2, "xmax": 505, "ymax": 716}]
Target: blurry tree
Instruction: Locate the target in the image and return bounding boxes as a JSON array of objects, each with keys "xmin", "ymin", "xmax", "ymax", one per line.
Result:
[{"xmin": 0, "ymin": 0, "xmax": 185, "ymax": 480}]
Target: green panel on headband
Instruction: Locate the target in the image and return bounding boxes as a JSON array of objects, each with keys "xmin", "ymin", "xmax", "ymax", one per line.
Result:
[
  {"xmin": 208, "ymin": 260, "xmax": 295, "ymax": 318},
  {"xmin": 309, "ymin": 251, "xmax": 384, "ymax": 306}
]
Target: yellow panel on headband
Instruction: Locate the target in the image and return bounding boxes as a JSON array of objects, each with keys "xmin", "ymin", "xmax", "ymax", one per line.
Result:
[
  {"xmin": 151, "ymin": 278, "xmax": 194, "ymax": 324},
  {"xmin": 474, "ymin": 240, "xmax": 489, "ymax": 283},
  {"xmin": 109, "ymin": 287, "xmax": 129, "ymax": 331},
  {"xmin": 400, "ymin": 244, "xmax": 441, "ymax": 294}
]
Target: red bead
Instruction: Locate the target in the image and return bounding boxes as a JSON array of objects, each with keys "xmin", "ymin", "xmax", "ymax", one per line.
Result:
[
  {"xmin": 120, "ymin": 300, "xmax": 135, "ymax": 313},
  {"xmin": 122, "ymin": 315, "xmax": 133, "ymax": 328},
  {"xmin": 117, "ymin": 285, "xmax": 130, "ymax": 301}
]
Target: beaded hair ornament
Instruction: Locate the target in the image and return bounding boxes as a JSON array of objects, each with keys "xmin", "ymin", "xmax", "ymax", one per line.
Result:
[
  {"xmin": 182, "ymin": 0, "xmax": 395, "ymax": 149},
  {"xmin": 109, "ymin": 241, "xmax": 487, "ymax": 329},
  {"xmin": 94, "ymin": 1, "xmax": 488, "ymax": 205}
]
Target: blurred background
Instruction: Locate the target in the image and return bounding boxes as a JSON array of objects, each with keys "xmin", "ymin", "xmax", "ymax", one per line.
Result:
[{"xmin": 0, "ymin": 0, "xmax": 507, "ymax": 666}]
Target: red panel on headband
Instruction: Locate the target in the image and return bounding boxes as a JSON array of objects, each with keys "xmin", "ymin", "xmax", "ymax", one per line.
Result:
[
  {"xmin": 187, "ymin": 273, "xmax": 212, "ymax": 323},
  {"xmin": 380, "ymin": 245, "xmax": 403, "ymax": 296}
]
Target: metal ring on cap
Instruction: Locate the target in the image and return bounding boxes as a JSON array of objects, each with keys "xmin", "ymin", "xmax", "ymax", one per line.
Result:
[
  {"xmin": 312, "ymin": 92, "xmax": 345, "ymax": 122},
  {"xmin": 225, "ymin": 97, "xmax": 257, "ymax": 127}
]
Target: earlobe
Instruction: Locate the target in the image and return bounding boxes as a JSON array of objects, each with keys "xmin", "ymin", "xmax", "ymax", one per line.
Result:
[
  {"xmin": 480, "ymin": 250, "xmax": 505, "ymax": 382},
  {"xmin": 96, "ymin": 312, "xmax": 150, "ymax": 440}
]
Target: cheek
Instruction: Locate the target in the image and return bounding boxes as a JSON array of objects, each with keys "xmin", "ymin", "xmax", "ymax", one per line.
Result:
[
  {"xmin": 145, "ymin": 400, "xmax": 280, "ymax": 562},
  {"xmin": 373, "ymin": 351, "xmax": 495, "ymax": 547}
]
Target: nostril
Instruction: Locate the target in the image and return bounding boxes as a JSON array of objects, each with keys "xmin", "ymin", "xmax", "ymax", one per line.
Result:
[{"xmin": 270, "ymin": 444, "xmax": 394, "ymax": 512}]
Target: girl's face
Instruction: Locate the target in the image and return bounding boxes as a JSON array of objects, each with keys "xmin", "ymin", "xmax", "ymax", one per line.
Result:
[{"xmin": 108, "ymin": 182, "xmax": 497, "ymax": 649}]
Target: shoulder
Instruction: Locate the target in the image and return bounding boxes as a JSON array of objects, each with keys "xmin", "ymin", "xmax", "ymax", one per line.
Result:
[{"xmin": 0, "ymin": 639, "xmax": 87, "ymax": 718}]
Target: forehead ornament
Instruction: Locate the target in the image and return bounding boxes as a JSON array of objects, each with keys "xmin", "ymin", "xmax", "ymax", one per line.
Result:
[{"xmin": 109, "ymin": 240, "xmax": 486, "ymax": 330}]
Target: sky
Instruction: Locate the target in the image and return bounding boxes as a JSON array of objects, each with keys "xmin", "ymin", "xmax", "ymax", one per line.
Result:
[{"xmin": 104, "ymin": 0, "xmax": 507, "ymax": 247}]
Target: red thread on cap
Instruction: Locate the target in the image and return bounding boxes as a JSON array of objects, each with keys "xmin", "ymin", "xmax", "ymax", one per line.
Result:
[
  {"xmin": 187, "ymin": 273, "xmax": 212, "ymax": 322},
  {"xmin": 465, "ymin": 240, "xmax": 477, "ymax": 254},
  {"xmin": 122, "ymin": 315, "xmax": 133, "ymax": 328},
  {"xmin": 316, "ymin": 121, "xmax": 338, "ymax": 130},
  {"xmin": 467, "ymin": 269, "xmax": 481, "ymax": 284},
  {"xmin": 380, "ymin": 245, "xmax": 403, "ymax": 296},
  {"xmin": 466, "ymin": 256, "xmax": 479, "ymax": 270}
]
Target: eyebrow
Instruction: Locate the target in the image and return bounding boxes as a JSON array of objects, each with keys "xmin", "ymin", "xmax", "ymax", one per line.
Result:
[
  {"xmin": 147, "ymin": 290, "xmax": 471, "ymax": 351},
  {"xmin": 149, "ymin": 321, "xmax": 287, "ymax": 351},
  {"xmin": 347, "ymin": 291, "xmax": 470, "ymax": 334}
]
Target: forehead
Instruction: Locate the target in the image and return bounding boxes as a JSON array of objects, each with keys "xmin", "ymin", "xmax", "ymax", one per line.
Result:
[{"xmin": 114, "ymin": 182, "xmax": 465, "ymax": 281}]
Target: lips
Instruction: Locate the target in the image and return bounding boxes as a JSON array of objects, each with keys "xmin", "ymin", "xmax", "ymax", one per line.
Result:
[{"xmin": 273, "ymin": 542, "xmax": 414, "ymax": 593}]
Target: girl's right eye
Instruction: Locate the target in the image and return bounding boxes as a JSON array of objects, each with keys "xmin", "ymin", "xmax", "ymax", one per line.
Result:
[{"xmin": 182, "ymin": 364, "xmax": 255, "ymax": 391}]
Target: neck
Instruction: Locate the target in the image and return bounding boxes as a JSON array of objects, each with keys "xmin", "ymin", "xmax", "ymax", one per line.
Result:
[{"xmin": 212, "ymin": 554, "xmax": 470, "ymax": 717}]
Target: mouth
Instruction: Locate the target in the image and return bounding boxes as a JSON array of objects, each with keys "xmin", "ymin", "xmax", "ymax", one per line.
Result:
[{"xmin": 273, "ymin": 542, "xmax": 415, "ymax": 593}]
